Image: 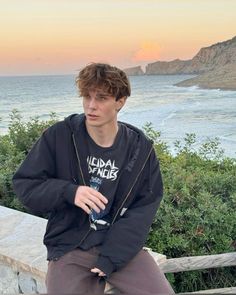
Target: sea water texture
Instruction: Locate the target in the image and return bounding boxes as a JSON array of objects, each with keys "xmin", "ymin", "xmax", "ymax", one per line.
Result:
[{"xmin": 0, "ymin": 74, "xmax": 236, "ymax": 158}]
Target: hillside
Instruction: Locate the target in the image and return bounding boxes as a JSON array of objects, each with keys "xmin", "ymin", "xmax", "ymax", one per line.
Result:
[
  {"xmin": 175, "ymin": 63, "xmax": 236, "ymax": 90},
  {"xmin": 125, "ymin": 36, "xmax": 236, "ymax": 90},
  {"xmin": 145, "ymin": 36, "xmax": 236, "ymax": 75},
  {"xmin": 123, "ymin": 66, "xmax": 144, "ymax": 76}
]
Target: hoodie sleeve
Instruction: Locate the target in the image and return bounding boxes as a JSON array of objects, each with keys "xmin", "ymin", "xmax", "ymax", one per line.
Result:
[
  {"xmin": 12, "ymin": 126, "xmax": 78, "ymax": 215},
  {"xmin": 95, "ymin": 149, "xmax": 163, "ymax": 277}
]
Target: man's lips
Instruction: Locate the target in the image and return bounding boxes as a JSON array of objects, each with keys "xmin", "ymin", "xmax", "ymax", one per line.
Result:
[{"xmin": 87, "ymin": 114, "xmax": 99, "ymax": 118}]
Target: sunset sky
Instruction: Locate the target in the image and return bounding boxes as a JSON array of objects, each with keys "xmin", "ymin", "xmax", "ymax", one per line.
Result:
[{"xmin": 0, "ymin": 0, "xmax": 235, "ymax": 76}]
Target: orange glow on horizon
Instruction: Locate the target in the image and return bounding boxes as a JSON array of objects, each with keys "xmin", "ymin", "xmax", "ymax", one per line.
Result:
[{"xmin": 132, "ymin": 41, "xmax": 161, "ymax": 62}]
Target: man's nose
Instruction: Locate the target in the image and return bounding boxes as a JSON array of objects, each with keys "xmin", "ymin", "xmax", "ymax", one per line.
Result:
[{"xmin": 88, "ymin": 97, "xmax": 97, "ymax": 109}]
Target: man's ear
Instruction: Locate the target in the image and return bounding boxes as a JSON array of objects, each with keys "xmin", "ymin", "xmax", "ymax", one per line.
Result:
[{"xmin": 116, "ymin": 96, "xmax": 126, "ymax": 112}]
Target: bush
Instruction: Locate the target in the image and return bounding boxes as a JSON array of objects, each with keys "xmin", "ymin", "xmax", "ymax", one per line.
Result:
[
  {"xmin": 0, "ymin": 110, "xmax": 58, "ymax": 210},
  {"xmin": 144, "ymin": 124, "xmax": 236, "ymax": 293}
]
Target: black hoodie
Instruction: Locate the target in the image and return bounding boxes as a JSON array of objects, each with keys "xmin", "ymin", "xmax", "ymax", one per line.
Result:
[{"xmin": 12, "ymin": 113, "xmax": 163, "ymax": 277}]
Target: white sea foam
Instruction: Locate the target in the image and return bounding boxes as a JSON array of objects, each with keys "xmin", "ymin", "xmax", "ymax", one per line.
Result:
[{"xmin": 0, "ymin": 74, "xmax": 236, "ymax": 157}]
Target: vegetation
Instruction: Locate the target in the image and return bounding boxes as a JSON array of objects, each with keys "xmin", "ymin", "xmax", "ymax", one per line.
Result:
[
  {"xmin": 0, "ymin": 112, "xmax": 235, "ymax": 293},
  {"xmin": 144, "ymin": 123, "xmax": 236, "ymax": 292},
  {"xmin": 0, "ymin": 109, "xmax": 58, "ymax": 211}
]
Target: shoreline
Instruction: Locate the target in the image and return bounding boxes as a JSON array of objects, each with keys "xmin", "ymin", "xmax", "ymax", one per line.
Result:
[{"xmin": 176, "ymin": 83, "xmax": 236, "ymax": 92}]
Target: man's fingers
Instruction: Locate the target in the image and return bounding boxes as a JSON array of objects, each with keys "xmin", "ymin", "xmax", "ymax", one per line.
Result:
[
  {"xmin": 98, "ymin": 272, "xmax": 106, "ymax": 277},
  {"xmin": 74, "ymin": 186, "xmax": 108, "ymax": 214},
  {"xmin": 88, "ymin": 195, "xmax": 106, "ymax": 210},
  {"xmin": 80, "ymin": 203, "xmax": 91, "ymax": 215},
  {"xmin": 91, "ymin": 268, "xmax": 106, "ymax": 276},
  {"xmin": 86, "ymin": 200, "xmax": 101, "ymax": 214},
  {"xmin": 89, "ymin": 188, "xmax": 108, "ymax": 204}
]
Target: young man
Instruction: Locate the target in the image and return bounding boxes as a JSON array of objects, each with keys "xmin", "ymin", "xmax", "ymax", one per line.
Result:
[{"xmin": 13, "ymin": 63, "xmax": 174, "ymax": 294}]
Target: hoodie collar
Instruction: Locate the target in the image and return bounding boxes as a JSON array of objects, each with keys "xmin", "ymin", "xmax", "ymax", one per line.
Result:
[
  {"xmin": 64, "ymin": 113, "xmax": 153, "ymax": 173},
  {"xmin": 64, "ymin": 113, "xmax": 85, "ymax": 133}
]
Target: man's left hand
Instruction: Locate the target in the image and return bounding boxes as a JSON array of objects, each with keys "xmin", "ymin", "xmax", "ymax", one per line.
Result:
[{"xmin": 91, "ymin": 267, "xmax": 106, "ymax": 276}]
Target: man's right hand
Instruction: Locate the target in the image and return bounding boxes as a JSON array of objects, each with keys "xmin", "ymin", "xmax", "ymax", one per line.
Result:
[{"xmin": 74, "ymin": 186, "xmax": 108, "ymax": 215}]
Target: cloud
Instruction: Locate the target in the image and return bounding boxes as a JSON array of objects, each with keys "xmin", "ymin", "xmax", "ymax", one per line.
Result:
[{"xmin": 132, "ymin": 41, "xmax": 161, "ymax": 62}]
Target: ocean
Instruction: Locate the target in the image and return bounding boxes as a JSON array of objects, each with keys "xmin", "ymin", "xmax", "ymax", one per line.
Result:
[{"xmin": 0, "ymin": 74, "xmax": 236, "ymax": 158}]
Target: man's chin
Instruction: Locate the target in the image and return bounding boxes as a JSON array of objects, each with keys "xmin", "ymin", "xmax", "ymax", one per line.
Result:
[{"xmin": 85, "ymin": 118, "xmax": 102, "ymax": 128}]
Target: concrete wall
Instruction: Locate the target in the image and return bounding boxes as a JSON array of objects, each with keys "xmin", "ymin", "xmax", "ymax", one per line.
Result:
[
  {"xmin": 0, "ymin": 205, "xmax": 166, "ymax": 294},
  {"xmin": 0, "ymin": 206, "xmax": 47, "ymax": 293}
]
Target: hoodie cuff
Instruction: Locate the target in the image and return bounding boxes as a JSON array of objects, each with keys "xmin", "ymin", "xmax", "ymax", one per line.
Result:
[
  {"xmin": 63, "ymin": 183, "xmax": 78, "ymax": 205},
  {"xmin": 95, "ymin": 255, "xmax": 116, "ymax": 278}
]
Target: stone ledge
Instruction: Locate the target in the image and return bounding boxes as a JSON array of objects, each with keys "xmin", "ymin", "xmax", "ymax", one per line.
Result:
[
  {"xmin": 0, "ymin": 206, "xmax": 47, "ymax": 278},
  {"xmin": 0, "ymin": 205, "xmax": 166, "ymax": 293}
]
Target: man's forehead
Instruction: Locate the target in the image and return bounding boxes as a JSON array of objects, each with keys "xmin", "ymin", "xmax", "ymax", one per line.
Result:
[{"xmin": 88, "ymin": 88, "xmax": 112, "ymax": 96}]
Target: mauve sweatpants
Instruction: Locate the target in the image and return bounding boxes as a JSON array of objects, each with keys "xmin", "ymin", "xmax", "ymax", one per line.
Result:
[{"xmin": 46, "ymin": 247, "xmax": 175, "ymax": 295}]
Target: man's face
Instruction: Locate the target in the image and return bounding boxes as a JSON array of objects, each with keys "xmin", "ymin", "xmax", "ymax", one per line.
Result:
[{"xmin": 83, "ymin": 88, "xmax": 126, "ymax": 128}]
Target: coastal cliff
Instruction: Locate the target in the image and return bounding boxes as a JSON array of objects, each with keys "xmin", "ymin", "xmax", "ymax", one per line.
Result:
[
  {"xmin": 146, "ymin": 36, "xmax": 236, "ymax": 75},
  {"xmin": 175, "ymin": 36, "xmax": 236, "ymax": 90},
  {"xmin": 126, "ymin": 36, "xmax": 236, "ymax": 90},
  {"xmin": 175, "ymin": 63, "xmax": 236, "ymax": 90},
  {"xmin": 123, "ymin": 66, "xmax": 144, "ymax": 76},
  {"xmin": 145, "ymin": 59, "xmax": 191, "ymax": 75},
  {"xmin": 187, "ymin": 36, "xmax": 236, "ymax": 73}
]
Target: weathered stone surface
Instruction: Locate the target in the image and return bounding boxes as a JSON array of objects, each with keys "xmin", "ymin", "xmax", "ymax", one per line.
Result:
[
  {"xmin": 18, "ymin": 271, "xmax": 46, "ymax": 294},
  {"xmin": 0, "ymin": 263, "xmax": 46, "ymax": 294},
  {"xmin": 0, "ymin": 263, "xmax": 19, "ymax": 294},
  {"xmin": 0, "ymin": 205, "xmax": 47, "ymax": 278}
]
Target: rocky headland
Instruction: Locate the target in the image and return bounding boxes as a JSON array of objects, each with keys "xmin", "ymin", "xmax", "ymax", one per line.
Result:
[
  {"xmin": 175, "ymin": 63, "xmax": 236, "ymax": 90},
  {"xmin": 123, "ymin": 66, "xmax": 144, "ymax": 76},
  {"xmin": 124, "ymin": 36, "xmax": 236, "ymax": 90}
]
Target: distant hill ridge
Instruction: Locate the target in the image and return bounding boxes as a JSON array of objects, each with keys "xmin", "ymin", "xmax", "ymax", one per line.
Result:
[{"xmin": 124, "ymin": 36, "xmax": 236, "ymax": 90}]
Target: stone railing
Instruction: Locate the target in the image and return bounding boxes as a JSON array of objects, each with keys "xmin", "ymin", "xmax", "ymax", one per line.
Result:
[
  {"xmin": 0, "ymin": 206, "xmax": 47, "ymax": 293},
  {"xmin": 0, "ymin": 205, "xmax": 166, "ymax": 294}
]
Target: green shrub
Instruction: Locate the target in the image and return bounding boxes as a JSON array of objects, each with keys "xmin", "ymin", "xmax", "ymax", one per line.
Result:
[
  {"xmin": 144, "ymin": 125, "xmax": 236, "ymax": 293},
  {"xmin": 8, "ymin": 109, "xmax": 59, "ymax": 154},
  {"xmin": 0, "ymin": 110, "xmax": 58, "ymax": 210}
]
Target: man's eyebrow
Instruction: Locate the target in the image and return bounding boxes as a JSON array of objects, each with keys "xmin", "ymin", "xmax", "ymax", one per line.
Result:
[{"xmin": 96, "ymin": 92, "xmax": 110, "ymax": 97}]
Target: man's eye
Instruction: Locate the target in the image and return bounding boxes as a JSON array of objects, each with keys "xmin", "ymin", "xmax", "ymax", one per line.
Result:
[{"xmin": 97, "ymin": 96, "xmax": 106, "ymax": 101}]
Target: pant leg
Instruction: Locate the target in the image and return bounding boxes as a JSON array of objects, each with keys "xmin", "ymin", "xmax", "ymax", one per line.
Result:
[
  {"xmin": 46, "ymin": 248, "xmax": 106, "ymax": 294},
  {"xmin": 107, "ymin": 249, "xmax": 175, "ymax": 295}
]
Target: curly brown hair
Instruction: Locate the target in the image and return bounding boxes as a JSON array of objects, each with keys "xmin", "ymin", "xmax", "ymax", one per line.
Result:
[{"xmin": 76, "ymin": 63, "xmax": 131, "ymax": 101}]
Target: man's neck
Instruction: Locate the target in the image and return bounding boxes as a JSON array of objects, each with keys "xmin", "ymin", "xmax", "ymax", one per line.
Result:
[{"xmin": 85, "ymin": 122, "xmax": 119, "ymax": 148}]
